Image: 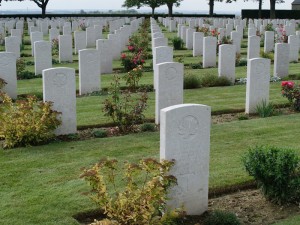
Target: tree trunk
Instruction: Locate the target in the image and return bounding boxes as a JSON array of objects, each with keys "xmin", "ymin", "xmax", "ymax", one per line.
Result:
[
  {"xmin": 151, "ymin": 7, "xmax": 155, "ymax": 17},
  {"xmin": 270, "ymin": 0, "xmax": 276, "ymax": 19},
  {"xmin": 167, "ymin": 3, "xmax": 173, "ymax": 17},
  {"xmin": 41, "ymin": 5, "xmax": 46, "ymax": 17},
  {"xmin": 209, "ymin": 0, "xmax": 214, "ymax": 17},
  {"xmin": 258, "ymin": 0, "xmax": 262, "ymax": 19}
]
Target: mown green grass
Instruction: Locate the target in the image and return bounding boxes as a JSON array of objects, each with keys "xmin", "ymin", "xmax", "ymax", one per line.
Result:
[
  {"xmin": 1, "ymin": 23, "xmax": 300, "ymax": 225},
  {"xmin": 1, "ymin": 113, "xmax": 300, "ymax": 225}
]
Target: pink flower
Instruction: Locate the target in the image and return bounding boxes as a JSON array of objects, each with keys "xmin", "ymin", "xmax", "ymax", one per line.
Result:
[{"xmin": 121, "ymin": 53, "xmax": 126, "ymax": 59}]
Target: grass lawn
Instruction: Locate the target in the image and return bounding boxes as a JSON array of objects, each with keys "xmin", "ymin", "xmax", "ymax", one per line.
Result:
[
  {"xmin": 1, "ymin": 21, "xmax": 300, "ymax": 225},
  {"xmin": 1, "ymin": 113, "xmax": 300, "ymax": 225}
]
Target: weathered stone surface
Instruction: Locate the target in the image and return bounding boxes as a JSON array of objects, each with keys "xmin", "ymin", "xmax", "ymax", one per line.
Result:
[
  {"xmin": 160, "ymin": 103, "xmax": 211, "ymax": 215},
  {"xmin": 43, "ymin": 67, "xmax": 77, "ymax": 135}
]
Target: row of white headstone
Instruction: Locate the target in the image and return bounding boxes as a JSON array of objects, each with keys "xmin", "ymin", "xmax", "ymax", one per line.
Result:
[
  {"xmin": 152, "ymin": 17, "xmax": 284, "ymax": 216},
  {"xmin": 0, "ymin": 18, "xmax": 144, "ymax": 136}
]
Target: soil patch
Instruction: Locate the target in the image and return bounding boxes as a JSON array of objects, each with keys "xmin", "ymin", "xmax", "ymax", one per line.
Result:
[{"xmin": 76, "ymin": 189, "xmax": 300, "ymax": 225}]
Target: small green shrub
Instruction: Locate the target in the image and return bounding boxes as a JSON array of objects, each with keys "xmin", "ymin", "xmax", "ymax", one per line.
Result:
[
  {"xmin": 92, "ymin": 129, "xmax": 108, "ymax": 138},
  {"xmin": 172, "ymin": 37, "xmax": 184, "ymax": 50},
  {"xmin": 16, "ymin": 58, "xmax": 26, "ymax": 76},
  {"xmin": 242, "ymin": 146, "xmax": 300, "ymax": 205},
  {"xmin": 0, "ymin": 78, "xmax": 6, "ymax": 90},
  {"xmin": 103, "ymin": 75, "xmax": 148, "ymax": 133},
  {"xmin": 140, "ymin": 123, "xmax": 156, "ymax": 132},
  {"xmin": 17, "ymin": 71, "xmax": 37, "ymax": 80},
  {"xmin": 260, "ymin": 50, "xmax": 274, "ymax": 61},
  {"xmin": 200, "ymin": 73, "xmax": 232, "ymax": 87},
  {"xmin": 0, "ymin": 93, "xmax": 61, "ymax": 148},
  {"xmin": 238, "ymin": 115, "xmax": 249, "ymax": 120},
  {"xmin": 184, "ymin": 73, "xmax": 201, "ymax": 89},
  {"xmin": 25, "ymin": 61, "xmax": 34, "ymax": 66},
  {"xmin": 204, "ymin": 210, "xmax": 241, "ymax": 225},
  {"xmin": 241, "ymin": 43, "xmax": 247, "ymax": 48},
  {"xmin": 81, "ymin": 158, "xmax": 177, "ymax": 225},
  {"xmin": 189, "ymin": 63, "xmax": 203, "ymax": 69},
  {"xmin": 255, "ymin": 100, "xmax": 275, "ymax": 117}
]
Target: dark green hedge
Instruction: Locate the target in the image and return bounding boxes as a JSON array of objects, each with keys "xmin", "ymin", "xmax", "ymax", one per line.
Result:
[
  {"xmin": 242, "ymin": 10, "xmax": 300, "ymax": 19},
  {"xmin": 0, "ymin": 13, "xmax": 235, "ymax": 20}
]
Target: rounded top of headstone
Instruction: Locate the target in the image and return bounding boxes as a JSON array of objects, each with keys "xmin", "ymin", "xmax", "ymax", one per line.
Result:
[{"xmin": 292, "ymin": 0, "xmax": 300, "ymax": 5}]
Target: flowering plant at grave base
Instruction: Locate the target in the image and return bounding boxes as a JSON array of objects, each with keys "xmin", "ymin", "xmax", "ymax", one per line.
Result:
[
  {"xmin": 79, "ymin": 22, "xmax": 87, "ymax": 31},
  {"xmin": 121, "ymin": 51, "xmax": 145, "ymax": 72},
  {"xmin": 275, "ymin": 24, "xmax": 288, "ymax": 43},
  {"xmin": 281, "ymin": 81, "xmax": 300, "ymax": 111},
  {"xmin": 196, "ymin": 27, "xmax": 209, "ymax": 36},
  {"xmin": 0, "ymin": 33, "xmax": 4, "ymax": 45},
  {"xmin": 51, "ymin": 38, "xmax": 59, "ymax": 56},
  {"xmin": 209, "ymin": 29, "xmax": 219, "ymax": 38},
  {"xmin": 123, "ymin": 65, "xmax": 143, "ymax": 90},
  {"xmin": 265, "ymin": 23, "xmax": 275, "ymax": 32}
]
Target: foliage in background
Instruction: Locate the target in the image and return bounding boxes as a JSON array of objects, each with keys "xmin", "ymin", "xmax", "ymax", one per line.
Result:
[
  {"xmin": 204, "ymin": 210, "xmax": 241, "ymax": 225},
  {"xmin": 103, "ymin": 75, "xmax": 148, "ymax": 133},
  {"xmin": 16, "ymin": 58, "xmax": 26, "ymax": 77},
  {"xmin": 200, "ymin": 73, "xmax": 232, "ymax": 87},
  {"xmin": 172, "ymin": 37, "xmax": 184, "ymax": 50},
  {"xmin": 281, "ymin": 81, "xmax": 300, "ymax": 111},
  {"xmin": 0, "ymin": 93, "xmax": 61, "ymax": 148},
  {"xmin": 0, "ymin": 78, "xmax": 6, "ymax": 90},
  {"xmin": 80, "ymin": 158, "xmax": 177, "ymax": 225},
  {"xmin": 51, "ymin": 38, "xmax": 59, "ymax": 56},
  {"xmin": 184, "ymin": 73, "xmax": 201, "ymax": 89},
  {"xmin": 243, "ymin": 146, "xmax": 300, "ymax": 205},
  {"xmin": 123, "ymin": 65, "xmax": 143, "ymax": 90}
]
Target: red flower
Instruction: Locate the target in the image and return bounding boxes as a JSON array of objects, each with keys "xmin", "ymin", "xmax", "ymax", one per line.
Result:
[
  {"xmin": 128, "ymin": 45, "xmax": 135, "ymax": 52},
  {"xmin": 141, "ymin": 59, "xmax": 145, "ymax": 63},
  {"xmin": 121, "ymin": 53, "xmax": 126, "ymax": 59},
  {"xmin": 282, "ymin": 81, "xmax": 294, "ymax": 88}
]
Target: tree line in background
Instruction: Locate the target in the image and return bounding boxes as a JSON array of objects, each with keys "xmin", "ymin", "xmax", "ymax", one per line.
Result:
[{"xmin": 0, "ymin": 0, "xmax": 287, "ymax": 19}]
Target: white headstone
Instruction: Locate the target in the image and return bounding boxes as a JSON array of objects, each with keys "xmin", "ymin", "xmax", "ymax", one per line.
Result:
[
  {"xmin": 247, "ymin": 36, "xmax": 260, "ymax": 60},
  {"xmin": 288, "ymin": 35, "xmax": 299, "ymax": 62},
  {"xmin": 74, "ymin": 30, "xmax": 87, "ymax": 54},
  {"xmin": 0, "ymin": 52, "xmax": 17, "ymax": 99},
  {"xmin": 5, "ymin": 36, "xmax": 20, "ymax": 58},
  {"xmin": 86, "ymin": 27, "xmax": 96, "ymax": 48},
  {"xmin": 218, "ymin": 44, "xmax": 236, "ymax": 84},
  {"xmin": 193, "ymin": 32, "xmax": 204, "ymax": 56},
  {"xmin": 231, "ymin": 31, "xmax": 241, "ymax": 54},
  {"xmin": 264, "ymin": 31, "xmax": 274, "ymax": 53},
  {"xmin": 186, "ymin": 28, "xmax": 195, "ymax": 50},
  {"xmin": 79, "ymin": 49, "xmax": 101, "ymax": 95},
  {"xmin": 96, "ymin": 39, "xmax": 113, "ymax": 74},
  {"xmin": 245, "ymin": 58, "xmax": 271, "ymax": 114},
  {"xmin": 155, "ymin": 62, "xmax": 183, "ymax": 124},
  {"xmin": 160, "ymin": 103, "xmax": 211, "ymax": 215},
  {"xmin": 203, "ymin": 36, "xmax": 217, "ymax": 68},
  {"xmin": 274, "ymin": 43, "xmax": 290, "ymax": 78},
  {"xmin": 31, "ymin": 31, "xmax": 43, "ymax": 56},
  {"xmin": 34, "ymin": 41, "xmax": 52, "ymax": 75},
  {"xmin": 153, "ymin": 46, "xmax": 173, "ymax": 89},
  {"xmin": 43, "ymin": 67, "xmax": 77, "ymax": 135},
  {"xmin": 59, "ymin": 35, "xmax": 73, "ymax": 63}
]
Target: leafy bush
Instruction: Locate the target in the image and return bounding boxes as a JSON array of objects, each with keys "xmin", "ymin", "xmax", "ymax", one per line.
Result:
[
  {"xmin": 80, "ymin": 158, "xmax": 177, "ymax": 225},
  {"xmin": 235, "ymin": 53, "xmax": 247, "ymax": 67},
  {"xmin": 92, "ymin": 129, "xmax": 108, "ymax": 138},
  {"xmin": 281, "ymin": 81, "xmax": 300, "ymax": 111},
  {"xmin": 16, "ymin": 58, "xmax": 26, "ymax": 76},
  {"xmin": 260, "ymin": 50, "xmax": 274, "ymax": 61},
  {"xmin": 51, "ymin": 38, "xmax": 59, "ymax": 56},
  {"xmin": 189, "ymin": 63, "xmax": 203, "ymax": 69},
  {"xmin": 123, "ymin": 65, "xmax": 143, "ymax": 90},
  {"xmin": 17, "ymin": 71, "xmax": 37, "ymax": 80},
  {"xmin": 255, "ymin": 100, "xmax": 275, "ymax": 117},
  {"xmin": 184, "ymin": 73, "xmax": 201, "ymax": 89},
  {"xmin": 204, "ymin": 210, "xmax": 241, "ymax": 225},
  {"xmin": 140, "ymin": 123, "xmax": 156, "ymax": 132},
  {"xmin": 103, "ymin": 75, "xmax": 148, "ymax": 133},
  {"xmin": 121, "ymin": 52, "xmax": 145, "ymax": 72},
  {"xmin": 172, "ymin": 37, "xmax": 184, "ymax": 50},
  {"xmin": 0, "ymin": 93, "xmax": 61, "ymax": 148},
  {"xmin": 242, "ymin": 146, "xmax": 300, "ymax": 204},
  {"xmin": 0, "ymin": 78, "xmax": 6, "ymax": 90},
  {"xmin": 200, "ymin": 73, "xmax": 232, "ymax": 87}
]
